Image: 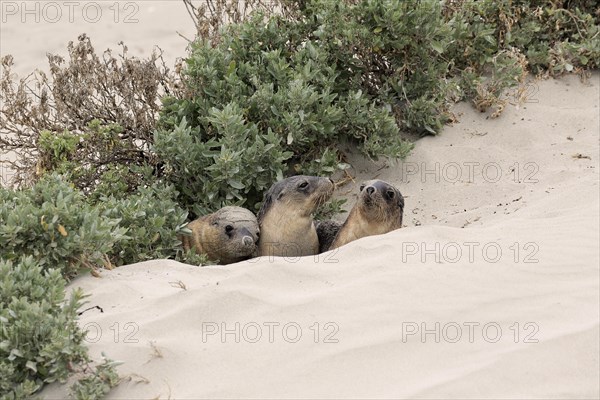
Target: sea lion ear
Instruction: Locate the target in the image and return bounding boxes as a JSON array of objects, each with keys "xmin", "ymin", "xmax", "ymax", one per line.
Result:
[
  {"xmin": 212, "ymin": 216, "xmax": 224, "ymax": 228},
  {"xmin": 277, "ymin": 190, "xmax": 285, "ymax": 200},
  {"xmin": 397, "ymin": 192, "xmax": 404, "ymax": 208},
  {"xmin": 398, "ymin": 193, "xmax": 405, "ymax": 226}
]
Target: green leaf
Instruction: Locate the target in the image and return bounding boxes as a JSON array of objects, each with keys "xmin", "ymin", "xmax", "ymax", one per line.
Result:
[
  {"xmin": 228, "ymin": 180, "xmax": 245, "ymax": 190},
  {"xmin": 226, "ymin": 60, "xmax": 237, "ymax": 76},
  {"xmin": 9, "ymin": 348, "xmax": 23, "ymax": 359},
  {"xmin": 431, "ymin": 41, "xmax": 444, "ymax": 54},
  {"xmin": 26, "ymin": 360, "xmax": 38, "ymax": 372}
]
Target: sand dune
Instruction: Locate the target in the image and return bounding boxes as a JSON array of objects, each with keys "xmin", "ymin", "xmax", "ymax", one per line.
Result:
[{"xmin": 40, "ymin": 73, "xmax": 600, "ymax": 399}]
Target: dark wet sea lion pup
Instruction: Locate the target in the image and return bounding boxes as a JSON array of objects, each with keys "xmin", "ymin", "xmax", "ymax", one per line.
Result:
[
  {"xmin": 317, "ymin": 179, "xmax": 404, "ymax": 252},
  {"xmin": 181, "ymin": 206, "xmax": 259, "ymax": 265},
  {"xmin": 257, "ymin": 175, "xmax": 334, "ymax": 257}
]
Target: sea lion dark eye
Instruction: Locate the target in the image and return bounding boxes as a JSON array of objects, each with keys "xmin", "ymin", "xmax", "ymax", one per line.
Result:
[
  {"xmin": 386, "ymin": 190, "xmax": 395, "ymax": 199},
  {"xmin": 298, "ymin": 181, "xmax": 309, "ymax": 189},
  {"xmin": 359, "ymin": 184, "xmax": 365, "ymax": 191},
  {"xmin": 256, "ymin": 231, "xmax": 260, "ymax": 238},
  {"xmin": 225, "ymin": 225, "xmax": 234, "ymax": 233}
]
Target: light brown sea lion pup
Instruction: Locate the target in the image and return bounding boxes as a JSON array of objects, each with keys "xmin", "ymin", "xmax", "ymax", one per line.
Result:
[
  {"xmin": 257, "ymin": 175, "xmax": 334, "ymax": 258},
  {"xmin": 317, "ymin": 179, "xmax": 404, "ymax": 252},
  {"xmin": 180, "ymin": 206, "xmax": 260, "ymax": 265}
]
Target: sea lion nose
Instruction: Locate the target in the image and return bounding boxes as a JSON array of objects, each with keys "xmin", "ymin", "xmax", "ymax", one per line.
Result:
[
  {"xmin": 366, "ymin": 186, "xmax": 375, "ymax": 195},
  {"xmin": 242, "ymin": 236, "xmax": 254, "ymax": 246}
]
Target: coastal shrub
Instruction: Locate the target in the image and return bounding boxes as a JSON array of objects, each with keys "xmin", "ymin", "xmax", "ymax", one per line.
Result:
[
  {"xmin": 98, "ymin": 183, "xmax": 190, "ymax": 265},
  {"xmin": 444, "ymin": 0, "xmax": 599, "ymax": 74},
  {"xmin": 36, "ymin": 120, "xmax": 159, "ymax": 201},
  {"xmin": 154, "ymin": 110, "xmax": 296, "ymax": 216},
  {"xmin": 181, "ymin": 0, "xmax": 295, "ymax": 41},
  {"xmin": 0, "ymin": 175, "xmax": 126, "ymax": 279},
  {"xmin": 70, "ymin": 356, "xmax": 121, "ymax": 400},
  {"xmin": 0, "ymin": 34, "xmax": 179, "ymax": 189},
  {"xmin": 0, "ymin": 258, "xmax": 121, "ymax": 399},
  {"xmin": 156, "ymin": 2, "xmax": 430, "ymax": 213},
  {"xmin": 0, "ymin": 257, "xmax": 87, "ymax": 398},
  {"xmin": 0, "ymin": 173, "xmax": 199, "ymax": 274}
]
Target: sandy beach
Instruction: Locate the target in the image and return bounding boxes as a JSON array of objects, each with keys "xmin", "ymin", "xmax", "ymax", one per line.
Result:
[{"xmin": 1, "ymin": 2, "xmax": 598, "ymax": 398}]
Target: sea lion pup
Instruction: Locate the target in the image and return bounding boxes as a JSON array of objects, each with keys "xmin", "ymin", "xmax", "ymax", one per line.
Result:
[
  {"xmin": 181, "ymin": 206, "xmax": 259, "ymax": 265},
  {"xmin": 319, "ymin": 179, "xmax": 404, "ymax": 252},
  {"xmin": 257, "ymin": 176, "xmax": 334, "ymax": 258}
]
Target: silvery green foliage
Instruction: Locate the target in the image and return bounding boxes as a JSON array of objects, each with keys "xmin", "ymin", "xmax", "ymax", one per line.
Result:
[
  {"xmin": 155, "ymin": 109, "xmax": 295, "ymax": 216},
  {"xmin": 70, "ymin": 356, "xmax": 121, "ymax": 400},
  {"xmin": 0, "ymin": 174, "xmax": 198, "ymax": 271},
  {"xmin": 0, "ymin": 174, "xmax": 126, "ymax": 279},
  {"xmin": 155, "ymin": 2, "xmax": 421, "ymax": 215},
  {"xmin": 98, "ymin": 183, "xmax": 190, "ymax": 266},
  {"xmin": 0, "ymin": 257, "xmax": 88, "ymax": 399},
  {"xmin": 445, "ymin": 0, "xmax": 599, "ymax": 74}
]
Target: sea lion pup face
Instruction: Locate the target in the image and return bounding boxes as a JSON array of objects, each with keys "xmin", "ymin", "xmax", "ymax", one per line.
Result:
[
  {"xmin": 357, "ymin": 179, "xmax": 404, "ymax": 227},
  {"xmin": 206, "ymin": 206, "xmax": 259, "ymax": 264},
  {"xmin": 257, "ymin": 176, "xmax": 334, "ymax": 257},
  {"xmin": 329, "ymin": 179, "xmax": 404, "ymax": 250},
  {"xmin": 181, "ymin": 206, "xmax": 259, "ymax": 265}
]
